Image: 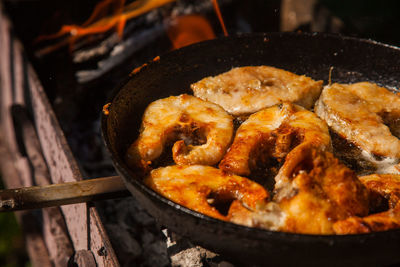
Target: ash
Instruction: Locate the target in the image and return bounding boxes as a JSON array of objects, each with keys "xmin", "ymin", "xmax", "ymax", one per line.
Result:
[{"xmin": 95, "ymin": 197, "xmax": 170, "ymax": 267}]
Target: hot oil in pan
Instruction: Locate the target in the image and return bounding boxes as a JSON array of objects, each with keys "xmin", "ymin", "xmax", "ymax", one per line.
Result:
[
  {"xmin": 236, "ymin": 114, "xmax": 399, "ymax": 184},
  {"xmin": 330, "ymin": 130, "xmax": 378, "ymax": 175}
]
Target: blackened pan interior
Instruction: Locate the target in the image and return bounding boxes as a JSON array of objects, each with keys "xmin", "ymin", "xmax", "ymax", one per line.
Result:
[{"xmin": 102, "ymin": 32, "xmax": 400, "ymax": 266}]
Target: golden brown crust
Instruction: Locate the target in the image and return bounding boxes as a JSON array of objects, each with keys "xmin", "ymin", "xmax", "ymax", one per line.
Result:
[
  {"xmin": 144, "ymin": 165, "xmax": 269, "ymax": 221},
  {"xmin": 333, "ymin": 174, "xmax": 400, "ymax": 234},
  {"xmin": 191, "ymin": 65, "xmax": 323, "ymax": 116},
  {"xmin": 219, "ymin": 103, "xmax": 331, "ymax": 179},
  {"xmin": 125, "ymin": 94, "xmax": 233, "ymax": 171},
  {"xmin": 315, "ymin": 82, "xmax": 400, "ymax": 160},
  {"xmin": 333, "ymin": 211, "xmax": 400, "ymax": 234},
  {"xmin": 360, "ymin": 174, "xmax": 400, "ymax": 209},
  {"xmin": 276, "ymin": 148, "xmax": 369, "ymax": 234},
  {"xmin": 128, "ymin": 72, "xmax": 400, "ymax": 235}
]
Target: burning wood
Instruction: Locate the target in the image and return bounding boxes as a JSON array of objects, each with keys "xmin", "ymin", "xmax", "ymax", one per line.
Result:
[
  {"xmin": 72, "ymin": 1, "xmax": 230, "ymax": 83},
  {"xmin": 33, "ymin": 0, "xmax": 231, "ymax": 83}
]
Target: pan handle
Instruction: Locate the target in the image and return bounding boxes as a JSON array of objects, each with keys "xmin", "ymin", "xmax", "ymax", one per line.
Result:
[{"xmin": 0, "ymin": 176, "xmax": 130, "ymax": 212}]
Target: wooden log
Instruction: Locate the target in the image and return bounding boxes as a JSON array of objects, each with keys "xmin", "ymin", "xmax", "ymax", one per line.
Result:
[{"xmin": 0, "ymin": 176, "xmax": 129, "ymax": 212}]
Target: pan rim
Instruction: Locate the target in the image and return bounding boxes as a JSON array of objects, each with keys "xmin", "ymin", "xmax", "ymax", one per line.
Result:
[{"xmin": 103, "ymin": 31, "xmax": 400, "ymax": 102}]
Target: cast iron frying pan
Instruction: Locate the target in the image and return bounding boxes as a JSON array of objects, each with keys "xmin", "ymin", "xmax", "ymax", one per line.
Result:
[{"xmin": 102, "ymin": 32, "xmax": 400, "ymax": 266}]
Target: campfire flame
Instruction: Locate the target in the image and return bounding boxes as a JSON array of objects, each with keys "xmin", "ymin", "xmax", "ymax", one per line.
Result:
[
  {"xmin": 165, "ymin": 0, "xmax": 227, "ymax": 50},
  {"xmin": 34, "ymin": 0, "xmax": 176, "ymax": 53},
  {"xmin": 212, "ymin": 0, "xmax": 228, "ymax": 36},
  {"xmin": 35, "ymin": 0, "xmax": 228, "ymax": 56}
]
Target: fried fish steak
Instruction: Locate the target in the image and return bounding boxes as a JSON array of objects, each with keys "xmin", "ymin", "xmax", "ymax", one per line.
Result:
[
  {"xmin": 333, "ymin": 174, "xmax": 400, "ymax": 234},
  {"xmin": 274, "ymin": 148, "xmax": 369, "ymax": 234},
  {"xmin": 144, "ymin": 165, "xmax": 269, "ymax": 221},
  {"xmin": 219, "ymin": 102, "xmax": 331, "ymax": 179},
  {"xmin": 229, "ymin": 148, "xmax": 369, "ymax": 234},
  {"xmin": 191, "ymin": 65, "xmax": 323, "ymax": 116},
  {"xmin": 125, "ymin": 94, "xmax": 233, "ymax": 171},
  {"xmin": 315, "ymin": 82, "xmax": 400, "ymax": 162}
]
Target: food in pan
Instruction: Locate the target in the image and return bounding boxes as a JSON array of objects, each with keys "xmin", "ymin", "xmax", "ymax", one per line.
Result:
[
  {"xmin": 125, "ymin": 94, "xmax": 233, "ymax": 171},
  {"xmin": 229, "ymin": 148, "xmax": 369, "ymax": 234},
  {"xmin": 333, "ymin": 174, "xmax": 400, "ymax": 234},
  {"xmin": 126, "ymin": 65, "xmax": 400, "ymax": 235},
  {"xmin": 315, "ymin": 82, "xmax": 400, "ymax": 174},
  {"xmin": 191, "ymin": 66, "xmax": 323, "ymax": 116},
  {"xmin": 219, "ymin": 102, "xmax": 331, "ymax": 180},
  {"xmin": 144, "ymin": 165, "xmax": 268, "ymax": 221}
]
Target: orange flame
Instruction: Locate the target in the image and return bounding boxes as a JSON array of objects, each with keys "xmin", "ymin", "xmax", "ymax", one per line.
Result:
[
  {"xmin": 81, "ymin": 0, "xmax": 125, "ymax": 27},
  {"xmin": 35, "ymin": 0, "xmax": 176, "ymax": 53},
  {"xmin": 167, "ymin": 15, "xmax": 216, "ymax": 50},
  {"xmin": 212, "ymin": 0, "xmax": 228, "ymax": 36},
  {"xmin": 35, "ymin": 0, "xmax": 228, "ymax": 55}
]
